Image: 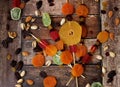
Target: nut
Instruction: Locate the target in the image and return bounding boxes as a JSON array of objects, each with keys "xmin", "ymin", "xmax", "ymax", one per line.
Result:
[
  {"xmin": 20, "ymin": 70, "xmax": 26, "ymax": 77},
  {"xmin": 22, "ymin": 51, "xmax": 29, "ymax": 56},
  {"xmin": 15, "ymin": 84, "xmax": 22, "ymax": 87},
  {"xmin": 31, "ymin": 18, "xmax": 36, "ymax": 22},
  {"xmin": 25, "ymin": 23, "xmax": 30, "ymax": 31},
  {"xmin": 102, "ymin": 66, "xmax": 107, "ymax": 74},
  {"xmin": 109, "ymin": 51, "xmax": 116, "ymax": 58},
  {"xmin": 8, "ymin": 32, "xmax": 17, "ymax": 39},
  {"xmin": 115, "ymin": 17, "xmax": 120, "ymax": 26},
  {"xmin": 45, "ymin": 60, "xmax": 52, "ymax": 66},
  {"xmin": 17, "ymin": 79, "xmax": 23, "ymax": 84},
  {"xmin": 103, "ymin": 45, "xmax": 109, "ymax": 51},
  {"xmin": 25, "ymin": 16, "xmax": 32, "ymax": 22},
  {"xmin": 35, "ymin": 10, "xmax": 41, "ymax": 16},
  {"xmin": 95, "ymin": 55, "xmax": 103, "ymax": 60},
  {"xmin": 60, "ymin": 18, "xmax": 66, "ymax": 25},
  {"xmin": 108, "ymin": 11, "xmax": 113, "ymax": 18},
  {"xmin": 32, "ymin": 40, "xmax": 37, "ymax": 48},
  {"xmin": 26, "ymin": 79, "xmax": 34, "ymax": 85},
  {"xmin": 20, "ymin": 23, "xmax": 26, "ymax": 30},
  {"xmin": 85, "ymin": 83, "xmax": 91, "ymax": 87},
  {"xmin": 31, "ymin": 25, "xmax": 38, "ymax": 30}
]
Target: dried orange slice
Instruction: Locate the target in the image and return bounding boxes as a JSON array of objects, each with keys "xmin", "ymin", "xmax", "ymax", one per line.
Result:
[
  {"xmin": 59, "ymin": 21, "xmax": 82, "ymax": 45},
  {"xmin": 97, "ymin": 31, "xmax": 109, "ymax": 43},
  {"xmin": 71, "ymin": 64, "xmax": 84, "ymax": 77}
]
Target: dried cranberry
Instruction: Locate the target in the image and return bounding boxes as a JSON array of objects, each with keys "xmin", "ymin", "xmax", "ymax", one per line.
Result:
[
  {"xmin": 10, "ymin": 60, "xmax": 17, "ymax": 67},
  {"xmin": 36, "ymin": 1, "xmax": 42, "ymax": 9},
  {"xmin": 66, "ymin": 15, "xmax": 73, "ymax": 21},
  {"xmin": 40, "ymin": 71, "xmax": 47, "ymax": 78},
  {"xmin": 107, "ymin": 70, "xmax": 116, "ymax": 78},
  {"xmin": 15, "ymin": 48, "xmax": 22, "ymax": 55},
  {"xmin": 105, "ymin": 52, "xmax": 109, "ymax": 56}
]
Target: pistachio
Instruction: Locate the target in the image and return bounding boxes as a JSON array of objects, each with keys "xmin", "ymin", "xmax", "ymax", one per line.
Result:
[
  {"xmin": 108, "ymin": 11, "xmax": 113, "ymax": 18},
  {"xmin": 95, "ymin": 55, "xmax": 103, "ymax": 60},
  {"xmin": 32, "ymin": 40, "xmax": 37, "ymax": 48},
  {"xmin": 22, "ymin": 51, "xmax": 29, "ymax": 56},
  {"xmin": 45, "ymin": 60, "xmax": 52, "ymax": 66},
  {"xmin": 115, "ymin": 17, "xmax": 120, "ymax": 26},
  {"xmin": 8, "ymin": 31, "xmax": 17, "ymax": 39},
  {"xmin": 26, "ymin": 79, "xmax": 34, "ymax": 86},
  {"xmin": 25, "ymin": 16, "xmax": 32, "ymax": 22},
  {"xmin": 85, "ymin": 83, "xmax": 91, "ymax": 87},
  {"xmin": 20, "ymin": 23, "xmax": 26, "ymax": 30},
  {"xmin": 35, "ymin": 10, "xmax": 41, "ymax": 16},
  {"xmin": 109, "ymin": 51, "xmax": 116, "ymax": 58},
  {"xmin": 31, "ymin": 18, "xmax": 36, "ymax": 22},
  {"xmin": 60, "ymin": 18, "xmax": 66, "ymax": 25},
  {"xmin": 102, "ymin": 66, "xmax": 107, "ymax": 74},
  {"xmin": 103, "ymin": 45, "xmax": 109, "ymax": 51},
  {"xmin": 15, "ymin": 84, "xmax": 22, "ymax": 87},
  {"xmin": 20, "ymin": 70, "xmax": 26, "ymax": 77},
  {"xmin": 17, "ymin": 79, "xmax": 23, "ymax": 84},
  {"xmin": 31, "ymin": 25, "xmax": 38, "ymax": 30},
  {"xmin": 109, "ymin": 32, "xmax": 114, "ymax": 40}
]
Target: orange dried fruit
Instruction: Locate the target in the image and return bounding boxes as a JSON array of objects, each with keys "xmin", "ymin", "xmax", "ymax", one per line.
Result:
[
  {"xmin": 25, "ymin": 16, "xmax": 32, "ymax": 22},
  {"xmin": 45, "ymin": 45, "xmax": 57, "ymax": 56},
  {"xmin": 97, "ymin": 31, "xmax": 109, "ymax": 43},
  {"xmin": 43, "ymin": 76, "xmax": 57, "ymax": 87},
  {"xmin": 60, "ymin": 50, "xmax": 73, "ymax": 64},
  {"xmin": 19, "ymin": 2, "xmax": 25, "ymax": 9},
  {"xmin": 109, "ymin": 32, "xmax": 114, "ymax": 40},
  {"xmin": 76, "ymin": 4, "xmax": 89, "ymax": 17},
  {"xmin": 81, "ymin": 25, "xmax": 88, "ymax": 38},
  {"xmin": 71, "ymin": 64, "xmax": 84, "ymax": 77},
  {"xmin": 62, "ymin": 2, "xmax": 74, "ymax": 16},
  {"xmin": 32, "ymin": 54, "xmax": 45, "ymax": 67},
  {"xmin": 55, "ymin": 40, "xmax": 64, "ymax": 50},
  {"xmin": 75, "ymin": 44, "xmax": 87, "ymax": 58}
]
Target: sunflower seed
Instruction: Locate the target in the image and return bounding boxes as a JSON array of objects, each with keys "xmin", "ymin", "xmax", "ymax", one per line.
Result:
[
  {"xmin": 45, "ymin": 60, "xmax": 52, "ymax": 66},
  {"xmin": 15, "ymin": 48, "xmax": 22, "ymax": 55},
  {"xmin": 31, "ymin": 25, "xmax": 38, "ymax": 30},
  {"xmin": 20, "ymin": 70, "xmax": 26, "ymax": 77},
  {"xmin": 60, "ymin": 18, "xmax": 66, "ymax": 25},
  {"xmin": 17, "ymin": 79, "xmax": 23, "ymax": 84},
  {"xmin": 109, "ymin": 51, "xmax": 116, "ymax": 58},
  {"xmin": 103, "ymin": 45, "xmax": 109, "ymax": 51},
  {"xmin": 85, "ymin": 83, "xmax": 91, "ymax": 87},
  {"xmin": 15, "ymin": 61, "xmax": 24, "ymax": 71}
]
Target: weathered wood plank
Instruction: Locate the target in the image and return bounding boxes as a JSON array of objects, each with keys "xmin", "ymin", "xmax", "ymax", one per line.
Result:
[{"xmin": 22, "ymin": 0, "xmax": 99, "ymax": 16}]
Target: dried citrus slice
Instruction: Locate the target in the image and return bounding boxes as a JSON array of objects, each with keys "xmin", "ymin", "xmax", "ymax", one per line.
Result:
[
  {"xmin": 59, "ymin": 21, "xmax": 82, "ymax": 45},
  {"xmin": 42, "ymin": 13, "xmax": 51, "ymax": 27},
  {"xmin": 76, "ymin": 4, "xmax": 89, "ymax": 17},
  {"xmin": 71, "ymin": 64, "xmax": 84, "ymax": 77},
  {"xmin": 97, "ymin": 31, "xmax": 109, "ymax": 43}
]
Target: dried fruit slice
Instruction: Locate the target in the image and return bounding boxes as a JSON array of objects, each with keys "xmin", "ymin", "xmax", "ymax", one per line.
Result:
[
  {"xmin": 43, "ymin": 76, "xmax": 57, "ymax": 87},
  {"xmin": 59, "ymin": 21, "xmax": 82, "ymax": 45},
  {"xmin": 60, "ymin": 50, "xmax": 73, "ymax": 64},
  {"xmin": 71, "ymin": 64, "xmax": 84, "ymax": 77},
  {"xmin": 32, "ymin": 54, "xmax": 45, "ymax": 67},
  {"xmin": 42, "ymin": 13, "xmax": 51, "ymax": 27},
  {"xmin": 76, "ymin": 4, "xmax": 89, "ymax": 17},
  {"xmin": 62, "ymin": 2, "xmax": 74, "ymax": 16},
  {"xmin": 97, "ymin": 31, "xmax": 109, "ymax": 43},
  {"xmin": 44, "ymin": 45, "xmax": 57, "ymax": 56}
]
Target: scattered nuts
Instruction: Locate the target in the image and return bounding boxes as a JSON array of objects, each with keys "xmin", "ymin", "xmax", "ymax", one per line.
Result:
[
  {"xmin": 7, "ymin": 53, "xmax": 12, "ymax": 60},
  {"xmin": 22, "ymin": 51, "xmax": 29, "ymax": 56},
  {"xmin": 31, "ymin": 25, "xmax": 38, "ymax": 30},
  {"xmin": 20, "ymin": 70, "xmax": 26, "ymax": 77},
  {"xmin": 26, "ymin": 79, "xmax": 34, "ymax": 86},
  {"xmin": 85, "ymin": 83, "xmax": 91, "ymax": 87},
  {"xmin": 95, "ymin": 55, "xmax": 103, "ymax": 60},
  {"xmin": 109, "ymin": 32, "xmax": 115, "ymax": 40},
  {"xmin": 102, "ymin": 66, "xmax": 107, "ymax": 74},
  {"xmin": 35, "ymin": 10, "xmax": 41, "ymax": 16},
  {"xmin": 45, "ymin": 60, "xmax": 52, "ymax": 66},
  {"xmin": 109, "ymin": 51, "xmax": 116, "ymax": 58},
  {"xmin": 17, "ymin": 79, "xmax": 23, "ymax": 84},
  {"xmin": 25, "ymin": 16, "xmax": 32, "ymax": 22},
  {"xmin": 32, "ymin": 40, "xmax": 37, "ymax": 48},
  {"xmin": 8, "ymin": 31, "xmax": 17, "ymax": 39},
  {"xmin": 103, "ymin": 45, "xmax": 109, "ymax": 51},
  {"xmin": 115, "ymin": 17, "xmax": 120, "ymax": 26},
  {"xmin": 15, "ymin": 84, "xmax": 22, "ymax": 87},
  {"xmin": 108, "ymin": 11, "xmax": 113, "ymax": 18},
  {"xmin": 31, "ymin": 18, "xmax": 36, "ymax": 22},
  {"xmin": 60, "ymin": 18, "xmax": 66, "ymax": 25},
  {"xmin": 20, "ymin": 23, "xmax": 26, "ymax": 30}
]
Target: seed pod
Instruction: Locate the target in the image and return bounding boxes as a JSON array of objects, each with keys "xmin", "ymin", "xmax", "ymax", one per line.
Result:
[
  {"xmin": 17, "ymin": 79, "xmax": 23, "ymax": 84},
  {"xmin": 115, "ymin": 17, "xmax": 120, "ymax": 26},
  {"xmin": 15, "ymin": 72, "xmax": 22, "ymax": 80},
  {"xmin": 15, "ymin": 61, "xmax": 24, "ymax": 71},
  {"xmin": 20, "ymin": 70, "xmax": 26, "ymax": 77},
  {"xmin": 45, "ymin": 60, "xmax": 52, "ymax": 66},
  {"xmin": 60, "ymin": 18, "xmax": 66, "ymax": 25},
  {"xmin": 108, "ymin": 11, "xmax": 113, "ymax": 18},
  {"xmin": 26, "ymin": 79, "xmax": 34, "ymax": 86},
  {"xmin": 15, "ymin": 48, "xmax": 22, "ymax": 55},
  {"xmin": 31, "ymin": 25, "xmax": 38, "ymax": 30},
  {"xmin": 109, "ymin": 51, "xmax": 116, "ymax": 58},
  {"xmin": 40, "ymin": 71, "xmax": 47, "ymax": 78}
]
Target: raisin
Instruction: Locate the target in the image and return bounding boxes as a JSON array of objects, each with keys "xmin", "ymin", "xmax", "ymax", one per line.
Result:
[
  {"xmin": 105, "ymin": 52, "xmax": 109, "ymax": 56},
  {"xmin": 114, "ymin": 7, "xmax": 119, "ymax": 11},
  {"xmin": 107, "ymin": 78, "xmax": 113, "ymax": 83},
  {"xmin": 101, "ymin": 10, "xmax": 106, "ymax": 14},
  {"xmin": 2, "ymin": 40, "xmax": 9, "ymax": 48},
  {"xmin": 15, "ymin": 72, "xmax": 21, "ymax": 80},
  {"xmin": 66, "ymin": 15, "xmax": 73, "ymax": 21},
  {"xmin": 49, "ymin": 2, "xmax": 54, "ymax": 6},
  {"xmin": 15, "ymin": 48, "xmax": 22, "ymax": 55},
  {"xmin": 10, "ymin": 60, "xmax": 17, "ymax": 67},
  {"xmin": 47, "ymin": 0, "xmax": 54, "ymax": 3},
  {"xmin": 6, "ymin": 37, "xmax": 13, "ymax": 43},
  {"xmin": 40, "ymin": 71, "xmax": 47, "ymax": 78},
  {"xmin": 15, "ymin": 61, "xmax": 24, "ymax": 71},
  {"xmin": 107, "ymin": 70, "xmax": 116, "ymax": 78},
  {"xmin": 36, "ymin": 1, "xmax": 42, "ymax": 9}
]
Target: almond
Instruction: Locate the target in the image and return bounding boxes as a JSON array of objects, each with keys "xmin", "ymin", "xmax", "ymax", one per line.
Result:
[
  {"xmin": 60, "ymin": 18, "xmax": 66, "ymax": 25},
  {"xmin": 31, "ymin": 25, "xmax": 38, "ymax": 30},
  {"xmin": 109, "ymin": 51, "xmax": 116, "ymax": 58},
  {"xmin": 115, "ymin": 17, "xmax": 120, "ymax": 26},
  {"xmin": 108, "ymin": 11, "xmax": 113, "ymax": 18},
  {"xmin": 26, "ymin": 79, "xmax": 34, "ymax": 85}
]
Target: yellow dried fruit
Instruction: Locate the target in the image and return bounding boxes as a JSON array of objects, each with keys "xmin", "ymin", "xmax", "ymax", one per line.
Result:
[
  {"xmin": 109, "ymin": 32, "xmax": 114, "ymax": 40},
  {"xmin": 108, "ymin": 11, "xmax": 113, "ymax": 18},
  {"xmin": 115, "ymin": 17, "xmax": 120, "ymax": 26},
  {"xmin": 26, "ymin": 79, "xmax": 34, "ymax": 85},
  {"xmin": 25, "ymin": 16, "xmax": 32, "ymax": 22}
]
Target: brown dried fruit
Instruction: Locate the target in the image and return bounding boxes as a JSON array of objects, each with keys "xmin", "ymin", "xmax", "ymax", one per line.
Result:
[
  {"xmin": 115, "ymin": 17, "xmax": 120, "ymax": 26},
  {"xmin": 109, "ymin": 32, "xmax": 114, "ymax": 40},
  {"xmin": 26, "ymin": 79, "xmax": 34, "ymax": 85},
  {"xmin": 25, "ymin": 16, "xmax": 32, "ymax": 22},
  {"xmin": 108, "ymin": 11, "xmax": 113, "ymax": 18},
  {"xmin": 8, "ymin": 32, "xmax": 17, "ymax": 39},
  {"xmin": 22, "ymin": 51, "xmax": 29, "ymax": 56}
]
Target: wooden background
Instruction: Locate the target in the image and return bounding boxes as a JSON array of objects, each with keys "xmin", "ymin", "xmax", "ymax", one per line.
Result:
[{"xmin": 0, "ymin": 0, "xmax": 120, "ymax": 87}]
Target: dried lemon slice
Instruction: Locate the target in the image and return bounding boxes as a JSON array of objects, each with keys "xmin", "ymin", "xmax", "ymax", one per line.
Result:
[{"xmin": 59, "ymin": 21, "xmax": 82, "ymax": 45}]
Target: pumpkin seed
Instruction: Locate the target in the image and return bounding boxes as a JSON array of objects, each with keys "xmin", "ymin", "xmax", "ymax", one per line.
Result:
[
  {"xmin": 60, "ymin": 18, "xmax": 66, "ymax": 25},
  {"xmin": 20, "ymin": 70, "xmax": 26, "ymax": 77},
  {"xmin": 85, "ymin": 83, "xmax": 91, "ymax": 87},
  {"xmin": 17, "ymin": 79, "xmax": 23, "ymax": 84},
  {"xmin": 31, "ymin": 25, "xmax": 38, "ymax": 30},
  {"xmin": 109, "ymin": 51, "xmax": 116, "ymax": 58}
]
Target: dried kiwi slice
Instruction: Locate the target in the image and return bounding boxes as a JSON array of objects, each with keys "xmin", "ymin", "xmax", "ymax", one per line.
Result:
[
  {"xmin": 10, "ymin": 7, "xmax": 21, "ymax": 20},
  {"xmin": 42, "ymin": 13, "xmax": 51, "ymax": 27},
  {"xmin": 91, "ymin": 82, "xmax": 103, "ymax": 87}
]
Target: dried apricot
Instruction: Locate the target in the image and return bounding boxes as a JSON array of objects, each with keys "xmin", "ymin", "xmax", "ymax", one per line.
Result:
[
  {"xmin": 60, "ymin": 50, "xmax": 73, "ymax": 64},
  {"xmin": 71, "ymin": 64, "xmax": 84, "ymax": 77},
  {"xmin": 32, "ymin": 54, "xmax": 45, "ymax": 67},
  {"xmin": 97, "ymin": 31, "xmax": 109, "ymax": 43}
]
